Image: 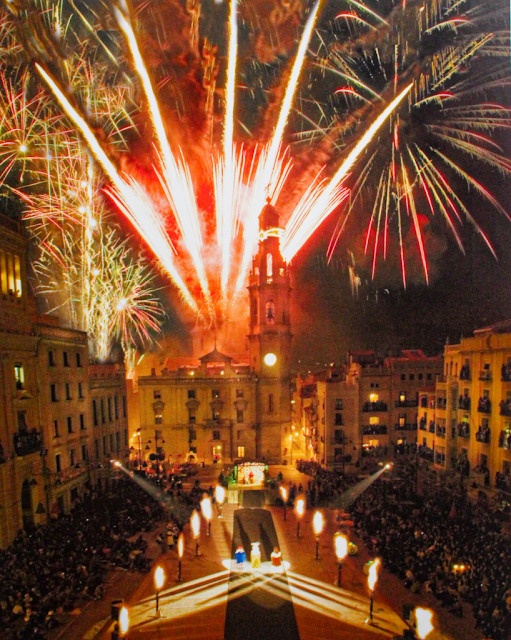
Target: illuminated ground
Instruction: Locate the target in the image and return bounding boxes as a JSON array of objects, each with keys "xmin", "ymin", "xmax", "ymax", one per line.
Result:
[{"xmin": 67, "ymin": 465, "xmax": 484, "ymax": 640}]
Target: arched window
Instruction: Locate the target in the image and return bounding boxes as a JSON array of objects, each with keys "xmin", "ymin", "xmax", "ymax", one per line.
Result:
[
  {"xmin": 266, "ymin": 299, "xmax": 275, "ymax": 324},
  {"xmin": 266, "ymin": 252, "xmax": 273, "ymax": 277}
]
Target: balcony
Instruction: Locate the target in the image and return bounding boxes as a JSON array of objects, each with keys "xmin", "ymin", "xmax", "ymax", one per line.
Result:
[
  {"xmin": 436, "ymin": 427, "xmax": 446, "ymax": 438},
  {"xmin": 362, "ymin": 401, "xmax": 388, "ymax": 412},
  {"xmin": 458, "ymin": 396, "xmax": 471, "ymax": 411},
  {"xmin": 361, "ymin": 424, "xmax": 387, "ymax": 435},
  {"xmin": 13, "ymin": 429, "xmax": 42, "ymax": 457},
  {"xmin": 436, "ymin": 398, "xmax": 447, "ymax": 410},
  {"xmin": 476, "ymin": 427, "xmax": 491, "ymax": 444},
  {"xmin": 498, "ymin": 431, "xmax": 511, "ymax": 449},
  {"xmin": 420, "ymin": 398, "xmax": 428, "ymax": 408},
  {"xmin": 395, "ymin": 399, "xmax": 418, "ymax": 408},
  {"xmin": 501, "ymin": 365, "xmax": 511, "ymax": 382},
  {"xmin": 394, "ymin": 423, "xmax": 416, "ymax": 431},
  {"xmin": 457, "ymin": 423, "xmax": 470, "ymax": 438},
  {"xmin": 479, "ymin": 370, "xmax": 492, "ymax": 382},
  {"xmin": 459, "ymin": 366, "xmax": 471, "ymax": 381},
  {"xmin": 500, "ymin": 401, "xmax": 511, "ymax": 417},
  {"xmin": 429, "ymin": 421, "xmax": 436, "ymax": 434},
  {"xmin": 477, "ymin": 398, "xmax": 491, "ymax": 414},
  {"xmin": 419, "ymin": 418, "xmax": 427, "ymax": 431},
  {"xmin": 205, "ymin": 419, "xmax": 232, "ymax": 428}
]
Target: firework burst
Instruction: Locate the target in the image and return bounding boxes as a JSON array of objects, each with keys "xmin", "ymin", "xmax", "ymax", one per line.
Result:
[{"xmin": 0, "ymin": 0, "xmax": 509, "ymax": 339}]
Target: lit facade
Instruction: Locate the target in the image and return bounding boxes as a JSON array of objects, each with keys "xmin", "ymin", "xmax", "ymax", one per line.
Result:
[
  {"xmin": 0, "ymin": 214, "xmax": 93, "ymax": 547},
  {"xmin": 418, "ymin": 322, "xmax": 511, "ymax": 489}
]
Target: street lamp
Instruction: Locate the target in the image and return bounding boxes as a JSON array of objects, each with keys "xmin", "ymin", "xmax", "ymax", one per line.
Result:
[
  {"xmin": 280, "ymin": 486, "xmax": 288, "ymax": 520},
  {"xmin": 215, "ymin": 484, "xmax": 226, "ymax": 518},
  {"xmin": 415, "ymin": 607, "xmax": 434, "ymax": 639},
  {"xmin": 154, "ymin": 565, "xmax": 165, "ymax": 617},
  {"xmin": 201, "ymin": 494, "xmax": 212, "ymax": 536},
  {"xmin": 119, "ymin": 606, "xmax": 129, "ymax": 638},
  {"xmin": 295, "ymin": 496, "xmax": 305, "ymax": 538},
  {"xmin": 366, "ymin": 558, "xmax": 380, "ymax": 623},
  {"xmin": 191, "ymin": 509, "xmax": 200, "ymax": 555},
  {"xmin": 313, "ymin": 510, "xmax": 324, "ymax": 560},
  {"xmin": 177, "ymin": 533, "xmax": 184, "ymax": 582},
  {"xmin": 334, "ymin": 532, "xmax": 348, "ymax": 587}
]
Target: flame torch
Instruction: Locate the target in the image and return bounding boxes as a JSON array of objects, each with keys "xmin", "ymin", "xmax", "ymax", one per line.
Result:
[
  {"xmin": 366, "ymin": 558, "xmax": 380, "ymax": 623},
  {"xmin": 295, "ymin": 496, "xmax": 305, "ymax": 538},
  {"xmin": 215, "ymin": 484, "xmax": 226, "ymax": 519},
  {"xmin": 201, "ymin": 494, "xmax": 212, "ymax": 536},
  {"xmin": 334, "ymin": 532, "xmax": 348, "ymax": 587},
  {"xmin": 415, "ymin": 607, "xmax": 434, "ymax": 639},
  {"xmin": 154, "ymin": 565, "xmax": 165, "ymax": 617},
  {"xmin": 191, "ymin": 509, "xmax": 200, "ymax": 556},
  {"xmin": 280, "ymin": 485, "xmax": 288, "ymax": 521},
  {"xmin": 313, "ymin": 511, "xmax": 324, "ymax": 560}
]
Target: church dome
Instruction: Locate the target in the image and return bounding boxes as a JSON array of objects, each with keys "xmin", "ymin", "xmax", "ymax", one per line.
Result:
[{"xmin": 259, "ymin": 198, "xmax": 280, "ymax": 231}]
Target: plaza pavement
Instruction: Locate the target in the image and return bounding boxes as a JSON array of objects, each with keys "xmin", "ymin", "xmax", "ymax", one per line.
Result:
[{"xmin": 56, "ymin": 464, "xmax": 483, "ymax": 640}]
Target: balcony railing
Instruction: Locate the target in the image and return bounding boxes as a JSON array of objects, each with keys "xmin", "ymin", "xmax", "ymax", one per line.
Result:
[
  {"xmin": 436, "ymin": 427, "xmax": 446, "ymax": 438},
  {"xmin": 500, "ymin": 401, "xmax": 511, "ymax": 417},
  {"xmin": 362, "ymin": 401, "xmax": 388, "ymax": 412},
  {"xmin": 205, "ymin": 419, "xmax": 232, "ymax": 428},
  {"xmin": 457, "ymin": 423, "xmax": 470, "ymax": 438},
  {"xmin": 479, "ymin": 370, "xmax": 492, "ymax": 381},
  {"xmin": 419, "ymin": 419, "xmax": 427, "ymax": 431},
  {"xmin": 476, "ymin": 428, "xmax": 491, "ymax": 444},
  {"xmin": 477, "ymin": 398, "xmax": 492, "ymax": 414},
  {"xmin": 13, "ymin": 429, "xmax": 42, "ymax": 457},
  {"xmin": 501, "ymin": 366, "xmax": 511, "ymax": 382},
  {"xmin": 458, "ymin": 396, "xmax": 471, "ymax": 410},
  {"xmin": 429, "ymin": 421, "xmax": 436, "ymax": 433},
  {"xmin": 436, "ymin": 399, "xmax": 447, "ymax": 410},
  {"xmin": 420, "ymin": 398, "xmax": 428, "ymax": 408},
  {"xmin": 394, "ymin": 423, "xmax": 416, "ymax": 431},
  {"xmin": 361, "ymin": 424, "xmax": 387, "ymax": 435},
  {"xmin": 395, "ymin": 400, "xmax": 418, "ymax": 408}
]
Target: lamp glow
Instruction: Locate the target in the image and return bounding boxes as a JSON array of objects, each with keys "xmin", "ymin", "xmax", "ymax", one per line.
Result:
[
  {"xmin": 201, "ymin": 494, "xmax": 212, "ymax": 535},
  {"xmin": 264, "ymin": 353, "xmax": 277, "ymax": 366},
  {"xmin": 178, "ymin": 533, "xmax": 184, "ymax": 558},
  {"xmin": 334, "ymin": 533, "xmax": 348, "ymax": 561},
  {"xmin": 313, "ymin": 510, "xmax": 324, "ymax": 535},
  {"xmin": 191, "ymin": 510, "xmax": 200, "ymax": 538},
  {"xmin": 154, "ymin": 565, "xmax": 165, "ymax": 590},
  {"xmin": 296, "ymin": 497, "xmax": 305, "ymax": 517},
  {"xmin": 368, "ymin": 558, "xmax": 380, "ymax": 591},
  {"xmin": 119, "ymin": 606, "xmax": 129, "ymax": 635},
  {"xmin": 215, "ymin": 484, "xmax": 226, "ymax": 505},
  {"xmin": 415, "ymin": 607, "xmax": 434, "ymax": 639}
]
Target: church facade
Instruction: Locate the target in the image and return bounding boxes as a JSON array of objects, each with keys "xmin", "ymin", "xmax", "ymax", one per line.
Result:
[{"xmin": 133, "ymin": 202, "xmax": 293, "ymax": 467}]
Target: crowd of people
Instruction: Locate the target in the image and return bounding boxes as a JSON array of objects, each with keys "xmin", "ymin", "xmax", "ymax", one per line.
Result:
[
  {"xmin": 0, "ymin": 477, "xmax": 167, "ymax": 640},
  {"xmin": 346, "ymin": 461, "xmax": 511, "ymax": 640}
]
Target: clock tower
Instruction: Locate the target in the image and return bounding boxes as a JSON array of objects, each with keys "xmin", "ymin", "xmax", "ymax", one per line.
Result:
[{"xmin": 248, "ymin": 199, "xmax": 292, "ymax": 463}]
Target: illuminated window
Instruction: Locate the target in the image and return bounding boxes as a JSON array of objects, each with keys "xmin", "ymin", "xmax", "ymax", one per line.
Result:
[
  {"xmin": 155, "ymin": 413, "xmax": 162, "ymax": 425},
  {"xmin": 369, "ymin": 417, "xmax": 380, "ymax": 425},
  {"xmin": 237, "ymin": 446, "xmax": 245, "ymax": 458},
  {"xmin": 14, "ymin": 254, "xmax": 21, "ymax": 297},
  {"xmin": 14, "ymin": 364, "xmax": 24, "ymax": 389},
  {"xmin": 399, "ymin": 393, "xmax": 406, "ymax": 403},
  {"xmin": 369, "ymin": 393, "xmax": 378, "ymax": 403}
]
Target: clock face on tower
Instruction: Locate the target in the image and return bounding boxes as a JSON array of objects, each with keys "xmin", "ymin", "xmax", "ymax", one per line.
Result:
[{"xmin": 263, "ymin": 352, "xmax": 277, "ymax": 366}]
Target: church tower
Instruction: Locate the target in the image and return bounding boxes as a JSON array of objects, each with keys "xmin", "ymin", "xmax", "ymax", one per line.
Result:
[{"xmin": 248, "ymin": 199, "xmax": 292, "ymax": 462}]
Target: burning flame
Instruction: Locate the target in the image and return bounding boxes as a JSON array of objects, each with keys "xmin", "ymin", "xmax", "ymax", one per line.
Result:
[
  {"xmin": 191, "ymin": 510, "xmax": 200, "ymax": 538},
  {"xmin": 200, "ymin": 495, "xmax": 212, "ymax": 521},
  {"xmin": 280, "ymin": 486, "xmax": 288, "ymax": 501},
  {"xmin": 334, "ymin": 533, "xmax": 348, "ymax": 561},
  {"xmin": 154, "ymin": 565, "xmax": 165, "ymax": 590},
  {"xmin": 313, "ymin": 510, "xmax": 324, "ymax": 535},
  {"xmin": 215, "ymin": 485, "xmax": 226, "ymax": 505},
  {"xmin": 178, "ymin": 533, "xmax": 184, "ymax": 559},
  {"xmin": 296, "ymin": 497, "xmax": 305, "ymax": 517},
  {"xmin": 368, "ymin": 558, "xmax": 380, "ymax": 591},
  {"xmin": 415, "ymin": 607, "xmax": 434, "ymax": 639}
]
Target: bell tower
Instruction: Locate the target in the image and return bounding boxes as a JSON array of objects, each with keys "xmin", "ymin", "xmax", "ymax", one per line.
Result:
[{"xmin": 248, "ymin": 199, "xmax": 292, "ymax": 463}]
